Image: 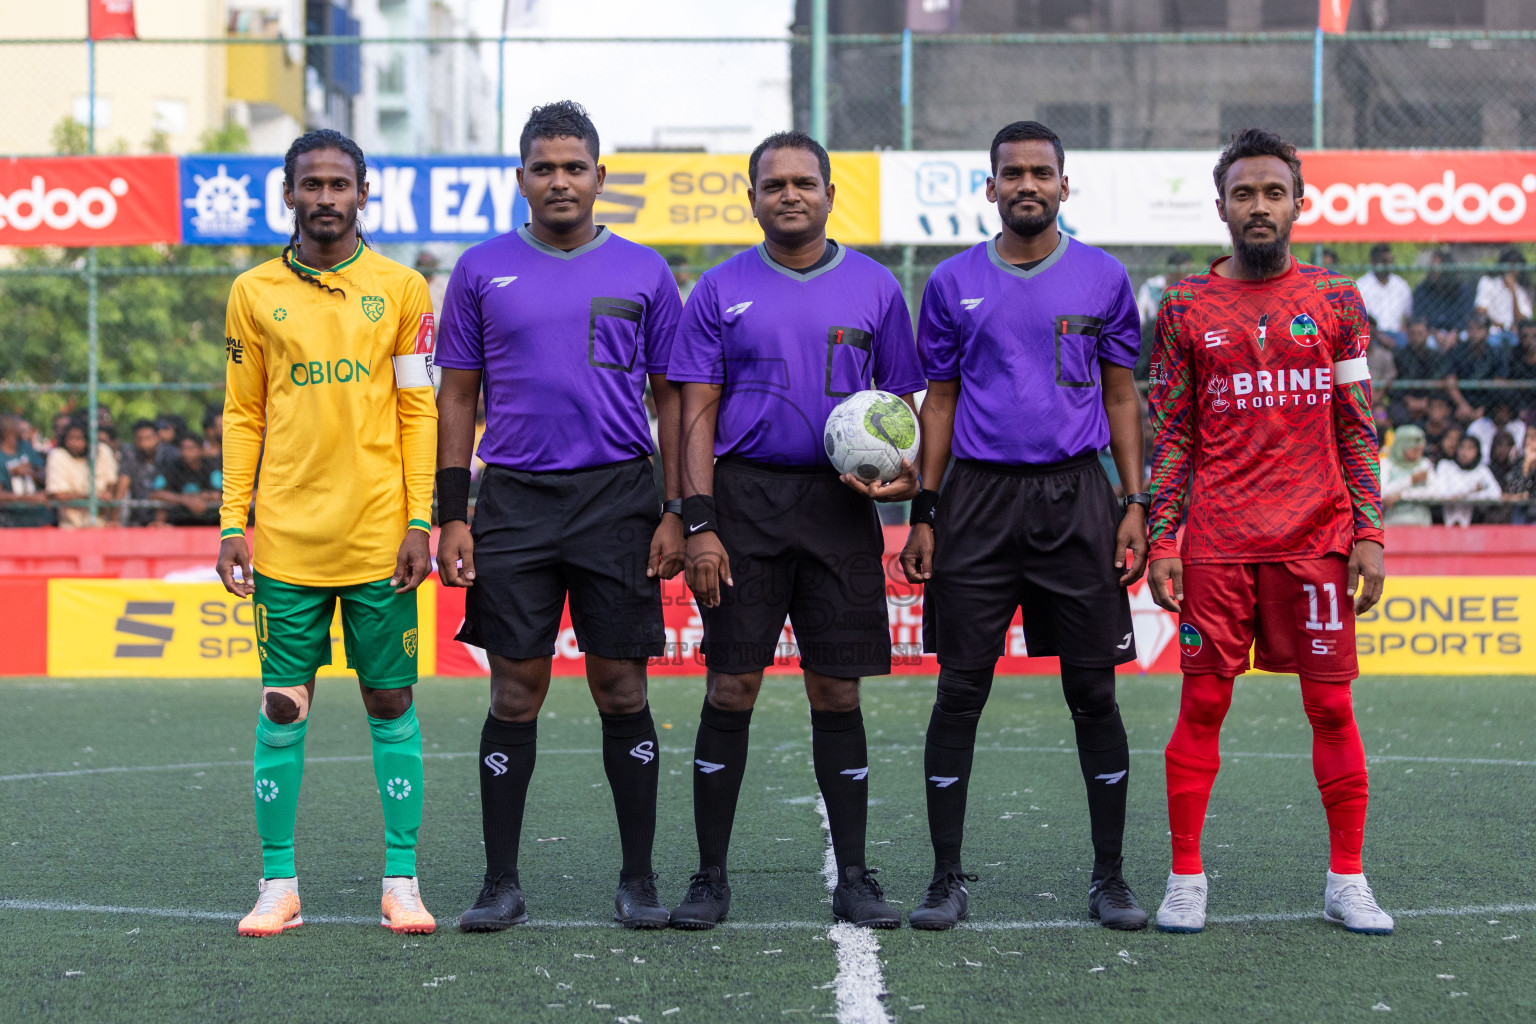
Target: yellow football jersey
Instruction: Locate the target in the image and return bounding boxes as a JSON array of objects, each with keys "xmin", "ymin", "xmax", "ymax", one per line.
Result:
[{"xmin": 221, "ymin": 242, "xmax": 437, "ymax": 587}]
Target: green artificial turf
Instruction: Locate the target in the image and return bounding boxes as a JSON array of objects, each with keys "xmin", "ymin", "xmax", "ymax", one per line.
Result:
[{"xmin": 2, "ymin": 673, "xmax": 1532, "ymax": 1022}]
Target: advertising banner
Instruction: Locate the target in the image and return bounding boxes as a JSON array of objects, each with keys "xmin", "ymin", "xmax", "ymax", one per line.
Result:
[
  {"xmin": 1294, "ymin": 151, "xmax": 1536, "ymax": 244},
  {"xmin": 45, "ymin": 580, "xmax": 437, "ymax": 678},
  {"xmin": 1354, "ymin": 575, "xmax": 1532, "ymax": 675},
  {"xmin": 179, "ymin": 155, "xmax": 530, "ymax": 245},
  {"xmin": 0, "ymin": 156, "xmax": 180, "ymax": 247},
  {"xmin": 595, "ymin": 152, "xmax": 881, "ymax": 246},
  {"xmin": 879, "ymin": 150, "xmax": 1225, "ymax": 246}
]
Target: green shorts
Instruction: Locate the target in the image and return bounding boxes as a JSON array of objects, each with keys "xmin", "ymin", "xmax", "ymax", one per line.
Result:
[{"xmin": 252, "ymin": 572, "xmax": 419, "ymax": 689}]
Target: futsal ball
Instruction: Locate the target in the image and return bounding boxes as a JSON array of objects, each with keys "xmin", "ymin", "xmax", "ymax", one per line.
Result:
[{"xmin": 823, "ymin": 390, "xmax": 920, "ymax": 483}]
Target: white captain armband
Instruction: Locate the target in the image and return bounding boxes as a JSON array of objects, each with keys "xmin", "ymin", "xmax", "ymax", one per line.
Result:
[
  {"xmin": 392, "ymin": 353, "xmax": 436, "ymax": 389},
  {"xmin": 1332, "ymin": 357, "xmax": 1370, "ymax": 386}
]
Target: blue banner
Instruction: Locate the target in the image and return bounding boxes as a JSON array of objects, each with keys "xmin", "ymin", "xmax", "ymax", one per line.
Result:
[{"xmin": 179, "ymin": 155, "xmax": 528, "ymax": 245}]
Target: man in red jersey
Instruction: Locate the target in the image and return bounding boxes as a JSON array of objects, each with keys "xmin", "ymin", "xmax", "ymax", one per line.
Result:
[{"xmin": 1145, "ymin": 129, "xmax": 1391, "ymax": 935}]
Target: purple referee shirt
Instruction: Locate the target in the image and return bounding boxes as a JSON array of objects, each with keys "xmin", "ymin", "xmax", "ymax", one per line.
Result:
[
  {"xmin": 667, "ymin": 243, "xmax": 925, "ymax": 468},
  {"xmin": 918, "ymin": 234, "xmax": 1141, "ymax": 465},
  {"xmin": 435, "ymin": 226, "xmax": 681, "ymax": 472}
]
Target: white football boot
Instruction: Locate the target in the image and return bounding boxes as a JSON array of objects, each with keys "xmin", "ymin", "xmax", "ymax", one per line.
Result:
[
  {"xmin": 1155, "ymin": 871, "xmax": 1208, "ymax": 933},
  {"xmin": 1323, "ymin": 872, "xmax": 1394, "ymax": 935}
]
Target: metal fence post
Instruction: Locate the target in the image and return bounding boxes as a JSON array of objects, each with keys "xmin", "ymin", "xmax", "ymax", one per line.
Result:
[
  {"xmin": 810, "ymin": 0, "xmax": 828, "ymax": 144},
  {"xmin": 1311, "ymin": 25, "xmax": 1325, "ymax": 266},
  {"xmin": 900, "ymin": 28, "xmax": 916, "ymax": 320},
  {"xmin": 86, "ymin": 18, "xmax": 101, "ymax": 525}
]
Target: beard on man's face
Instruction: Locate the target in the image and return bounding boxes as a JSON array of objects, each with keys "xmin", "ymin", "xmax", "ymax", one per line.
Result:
[
  {"xmin": 303, "ymin": 205, "xmax": 354, "ymax": 243},
  {"xmin": 1230, "ymin": 215, "xmax": 1291, "ymax": 276},
  {"xmin": 999, "ymin": 195, "xmax": 1058, "ymax": 238}
]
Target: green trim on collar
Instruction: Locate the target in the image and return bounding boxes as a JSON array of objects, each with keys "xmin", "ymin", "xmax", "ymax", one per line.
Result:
[{"xmin": 290, "ymin": 240, "xmax": 364, "ymax": 276}]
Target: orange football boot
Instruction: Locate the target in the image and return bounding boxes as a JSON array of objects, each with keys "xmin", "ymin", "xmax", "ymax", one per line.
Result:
[
  {"xmin": 238, "ymin": 877, "xmax": 302, "ymax": 937},
  {"xmin": 381, "ymin": 876, "xmax": 436, "ymax": 934}
]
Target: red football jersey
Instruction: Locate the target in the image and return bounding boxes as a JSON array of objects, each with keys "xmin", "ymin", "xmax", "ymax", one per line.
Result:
[{"xmin": 1147, "ymin": 256, "xmax": 1383, "ymax": 564}]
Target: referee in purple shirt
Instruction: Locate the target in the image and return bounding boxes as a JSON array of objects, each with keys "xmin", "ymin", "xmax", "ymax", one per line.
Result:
[
  {"xmin": 900, "ymin": 121, "xmax": 1152, "ymax": 931},
  {"xmin": 666, "ymin": 132, "xmax": 926, "ymax": 930},
  {"xmin": 434, "ymin": 102, "xmax": 685, "ymax": 931}
]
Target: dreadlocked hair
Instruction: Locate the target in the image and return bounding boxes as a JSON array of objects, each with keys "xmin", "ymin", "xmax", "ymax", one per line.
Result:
[{"xmin": 281, "ymin": 129, "xmax": 369, "ymax": 299}]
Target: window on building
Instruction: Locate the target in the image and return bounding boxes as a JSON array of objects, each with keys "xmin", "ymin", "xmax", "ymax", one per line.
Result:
[
  {"xmin": 1386, "ymin": 0, "xmax": 1486, "ymax": 28},
  {"xmin": 1220, "ymin": 104, "xmax": 1313, "ymax": 147},
  {"xmin": 1260, "ymin": 0, "xmax": 1316, "ymax": 28},
  {"xmin": 1366, "ymin": 102, "xmax": 1483, "ymax": 148},
  {"xmin": 1163, "ymin": 0, "xmax": 1227, "ymax": 30},
  {"xmin": 153, "ymin": 99, "xmax": 188, "ymax": 136}
]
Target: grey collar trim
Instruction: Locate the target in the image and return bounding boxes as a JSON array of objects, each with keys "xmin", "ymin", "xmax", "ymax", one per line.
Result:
[
  {"xmin": 516, "ymin": 224, "xmax": 611, "ymax": 260},
  {"xmin": 986, "ymin": 231, "xmax": 1070, "ymax": 280},
  {"xmin": 754, "ymin": 240, "xmax": 846, "ymax": 282}
]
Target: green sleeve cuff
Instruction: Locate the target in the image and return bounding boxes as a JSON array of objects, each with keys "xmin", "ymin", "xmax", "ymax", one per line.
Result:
[
  {"xmin": 220, "ymin": 527, "xmax": 245, "ymax": 539},
  {"xmin": 407, "ymin": 519, "xmax": 431, "ymax": 533}
]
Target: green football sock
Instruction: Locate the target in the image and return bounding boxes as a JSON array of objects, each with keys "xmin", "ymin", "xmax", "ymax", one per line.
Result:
[
  {"xmin": 253, "ymin": 714, "xmax": 307, "ymax": 879},
  {"xmin": 368, "ymin": 705, "xmax": 424, "ymax": 878}
]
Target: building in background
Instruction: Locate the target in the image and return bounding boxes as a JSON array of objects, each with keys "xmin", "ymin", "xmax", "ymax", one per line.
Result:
[{"xmin": 227, "ymin": 1, "xmax": 307, "ymax": 153}]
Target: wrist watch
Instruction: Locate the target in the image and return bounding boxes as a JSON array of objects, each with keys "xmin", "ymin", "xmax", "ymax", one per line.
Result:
[{"xmin": 1120, "ymin": 492, "xmax": 1151, "ymax": 515}]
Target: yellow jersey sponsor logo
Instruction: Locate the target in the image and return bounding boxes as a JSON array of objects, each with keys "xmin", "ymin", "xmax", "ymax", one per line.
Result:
[{"xmin": 289, "ymin": 359, "xmax": 372, "ymax": 386}]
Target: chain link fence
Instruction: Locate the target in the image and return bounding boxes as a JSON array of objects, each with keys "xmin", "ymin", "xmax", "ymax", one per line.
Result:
[{"xmin": 2, "ymin": 31, "xmax": 1535, "ymax": 525}]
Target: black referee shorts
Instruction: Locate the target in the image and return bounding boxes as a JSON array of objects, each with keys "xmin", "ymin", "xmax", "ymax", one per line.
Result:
[
  {"xmin": 923, "ymin": 453, "xmax": 1136, "ymax": 670},
  {"xmin": 701, "ymin": 457, "xmax": 891, "ymax": 679},
  {"xmin": 457, "ymin": 457, "xmax": 665, "ymax": 661}
]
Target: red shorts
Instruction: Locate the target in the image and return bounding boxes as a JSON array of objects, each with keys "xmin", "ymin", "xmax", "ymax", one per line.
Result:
[{"xmin": 1177, "ymin": 556, "xmax": 1358, "ymax": 682}]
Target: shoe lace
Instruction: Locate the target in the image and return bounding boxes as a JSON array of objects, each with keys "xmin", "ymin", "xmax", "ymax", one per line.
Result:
[
  {"xmin": 1332, "ymin": 879, "xmax": 1384, "ymax": 914},
  {"xmin": 1161, "ymin": 880, "xmax": 1205, "ymax": 916},
  {"xmin": 684, "ymin": 871, "xmax": 728, "ymax": 903},
  {"xmin": 847, "ymin": 867, "xmax": 887, "ymax": 901},
  {"xmin": 1094, "ymin": 874, "xmax": 1138, "ymax": 910},
  {"xmin": 251, "ymin": 881, "xmax": 293, "ymax": 917},
  {"xmin": 386, "ymin": 879, "xmax": 427, "ymax": 914},
  {"xmin": 622, "ymin": 872, "xmax": 660, "ymax": 903},
  {"xmin": 920, "ymin": 872, "xmax": 978, "ymax": 908},
  {"xmin": 472, "ymin": 876, "xmax": 510, "ymax": 907}
]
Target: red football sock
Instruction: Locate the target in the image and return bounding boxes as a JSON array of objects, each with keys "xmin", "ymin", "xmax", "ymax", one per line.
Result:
[
  {"xmin": 1300, "ymin": 677, "xmax": 1369, "ymax": 874},
  {"xmin": 1164, "ymin": 674, "xmax": 1234, "ymax": 875}
]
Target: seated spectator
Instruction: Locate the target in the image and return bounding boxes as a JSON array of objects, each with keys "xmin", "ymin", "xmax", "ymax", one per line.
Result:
[
  {"xmin": 154, "ymin": 415, "xmax": 186, "ymax": 461},
  {"xmin": 1372, "ymin": 399, "xmax": 1393, "ymax": 452},
  {"xmin": 0, "ymin": 414, "xmax": 51, "ymax": 527},
  {"xmin": 202, "ymin": 406, "xmax": 223, "ymax": 459},
  {"xmin": 1356, "ymin": 244, "xmax": 1413, "ymax": 337},
  {"xmin": 1484, "ymin": 429, "xmax": 1521, "ymax": 524},
  {"xmin": 1503, "ymin": 429, "xmax": 1536, "ymax": 524},
  {"xmin": 45, "ymin": 418, "xmax": 118, "ymax": 529},
  {"xmin": 1389, "ymin": 318, "xmax": 1441, "ymax": 423},
  {"xmin": 1449, "ymin": 314, "xmax": 1506, "ymax": 380},
  {"xmin": 1419, "ymin": 392, "xmax": 1457, "ymax": 454},
  {"xmin": 1505, "ymin": 319, "xmax": 1536, "ymax": 380},
  {"xmin": 1467, "ymin": 399, "xmax": 1525, "ymax": 464},
  {"xmin": 1380, "ymin": 425, "xmax": 1437, "ymax": 526},
  {"xmin": 1436, "ymin": 434, "xmax": 1501, "ymax": 527},
  {"xmin": 114, "ymin": 419, "xmax": 169, "ymax": 526},
  {"xmin": 1435, "ymin": 424, "xmax": 1463, "ymax": 464},
  {"xmin": 1137, "ymin": 251, "xmax": 1189, "ymax": 324},
  {"xmin": 1366, "ymin": 327, "xmax": 1397, "ymax": 395},
  {"xmin": 152, "ymin": 433, "xmax": 222, "ymax": 526},
  {"xmin": 1414, "ymin": 249, "xmax": 1472, "ymax": 336},
  {"xmin": 46, "ymin": 411, "xmax": 73, "ymax": 453},
  {"xmin": 1473, "ymin": 248, "xmax": 1533, "ymax": 339}
]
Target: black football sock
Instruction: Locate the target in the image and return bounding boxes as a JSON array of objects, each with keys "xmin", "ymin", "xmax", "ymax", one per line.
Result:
[
  {"xmin": 924, "ymin": 705, "xmax": 981, "ymax": 874},
  {"xmin": 479, "ymin": 712, "xmax": 537, "ymax": 887},
  {"xmin": 811, "ymin": 706, "xmax": 869, "ymax": 879},
  {"xmin": 926, "ymin": 664, "xmax": 993, "ymax": 874},
  {"xmin": 692, "ymin": 699, "xmax": 752, "ymax": 877},
  {"xmin": 1062, "ymin": 663, "xmax": 1129, "ymax": 879},
  {"xmin": 600, "ymin": 704, "xmax": 660, "ymax": 881}
]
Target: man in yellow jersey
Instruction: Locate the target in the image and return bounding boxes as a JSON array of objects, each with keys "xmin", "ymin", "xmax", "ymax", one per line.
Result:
[{"xmin": 216, "ymin": 129, "xmax": 438, "ymax": 937}]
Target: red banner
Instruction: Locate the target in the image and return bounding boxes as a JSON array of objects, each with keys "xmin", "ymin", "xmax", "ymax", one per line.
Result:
[
  {"xmin": 0, "ymin": 156, "xmax": 180, "ymax": 247},
  {"xmin": 1295, "ymin": 150, "xmax": 1536, "ymax": 243},
  {"xmin": 433, "ymin": 529, "xmax": 1182, "ymax": 678},
  {"xmin": 90, "ymin": 0, "xmax": 137, "ymax": 40},
  {"xmin": 1318, "ymin": 0, "xmax": 1351, "ymax": 34}
]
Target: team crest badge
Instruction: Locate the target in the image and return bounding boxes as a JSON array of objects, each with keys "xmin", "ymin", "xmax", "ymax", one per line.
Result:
[
  {"xmin": 1206, "ymin": 376, "xmax": 1230, "ymax": 413},
  {"xmin": 1178, "ymin": 623, "xmax": 1203, "ymax": 657},
  {"xmin": 1289, "ymin": 313, "xmax": 1320, "ymax": 347},
  {"xmin": 402, "ymin": 628, "xmax": 418, "ymax": 658},
  {"xmin": 362, "ymin": 295, "xmax": 386, "ymax": 322}
]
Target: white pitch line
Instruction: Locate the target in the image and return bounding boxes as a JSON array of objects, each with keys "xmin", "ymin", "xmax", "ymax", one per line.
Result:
[
  {"xmin": 814, "ymin": 794, "xmax": 891, "ymax": 1024},
  {"xmin": 3, "ymin": 899, "xmax": 1535, "ymax": 931},
  {"xmin": 3, "ymin": 745, "xmax": 1531, "ymax": 784}
]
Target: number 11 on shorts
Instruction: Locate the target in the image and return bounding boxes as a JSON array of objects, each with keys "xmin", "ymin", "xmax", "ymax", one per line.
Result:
[{"xmin": 1303, "ymin": 582, "xmax": 1343, "ymax": 631}]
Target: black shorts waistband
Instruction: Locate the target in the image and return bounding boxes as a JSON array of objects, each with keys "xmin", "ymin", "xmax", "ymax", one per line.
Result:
[
  {"xmin": 954, "ymin": 451, "xmax": 1101, "ymax": 477},
  {"xmin": 716, "ymin": 455, "xmax": 841, "ymax": 478},
  {"xmin": 484, "ymin": 455, "xmax": 652, "ymax": 478}
]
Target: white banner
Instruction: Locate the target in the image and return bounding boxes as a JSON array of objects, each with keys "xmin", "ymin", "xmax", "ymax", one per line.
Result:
[{"xmin": 879, "ymin": 150, "xmax": 1229, "ymax": 246}]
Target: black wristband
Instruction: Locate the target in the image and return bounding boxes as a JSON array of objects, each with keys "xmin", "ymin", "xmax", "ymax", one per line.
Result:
[
  {"xmin": 663, "ymin": 498, "xmax": 683, "ymax": 517},
  {"xmin": 681, "ymin": 494, "xmax": 718, "ymax": 537},
  {"xmin": 436, "ymin": 467, "xmax": 471, "ymax": 525},
  {"xmin": 909, "ymin": 488, "xmax": 940, "ymax": 527}
]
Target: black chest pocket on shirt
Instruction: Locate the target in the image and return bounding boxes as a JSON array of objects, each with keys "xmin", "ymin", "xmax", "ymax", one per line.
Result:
[
  {"xmin": 589, "ymin": 297, "xmax": 644, "ymax": 372},
  {"xmin": 1054, "ymin": 314, "xmax": 1104, "ymax": 389},
  {"xmin": 825, "ymin": 326, "xmax": 874, "ymax": 398}
]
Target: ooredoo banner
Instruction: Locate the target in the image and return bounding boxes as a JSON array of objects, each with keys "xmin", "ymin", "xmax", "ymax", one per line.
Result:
[
  {"xmin": 1295, "ymin": 150, "xmax": 1536, "ymax": 243},
  {"xmin": 0, "ymin": 156, "xmax": 180, "ymax": 247}
]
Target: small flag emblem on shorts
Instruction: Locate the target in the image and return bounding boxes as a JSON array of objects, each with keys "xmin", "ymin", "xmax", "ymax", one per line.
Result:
[{"xmin": 1178, "ymin": 623, "xmax": 1202, "ymax": 657}]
